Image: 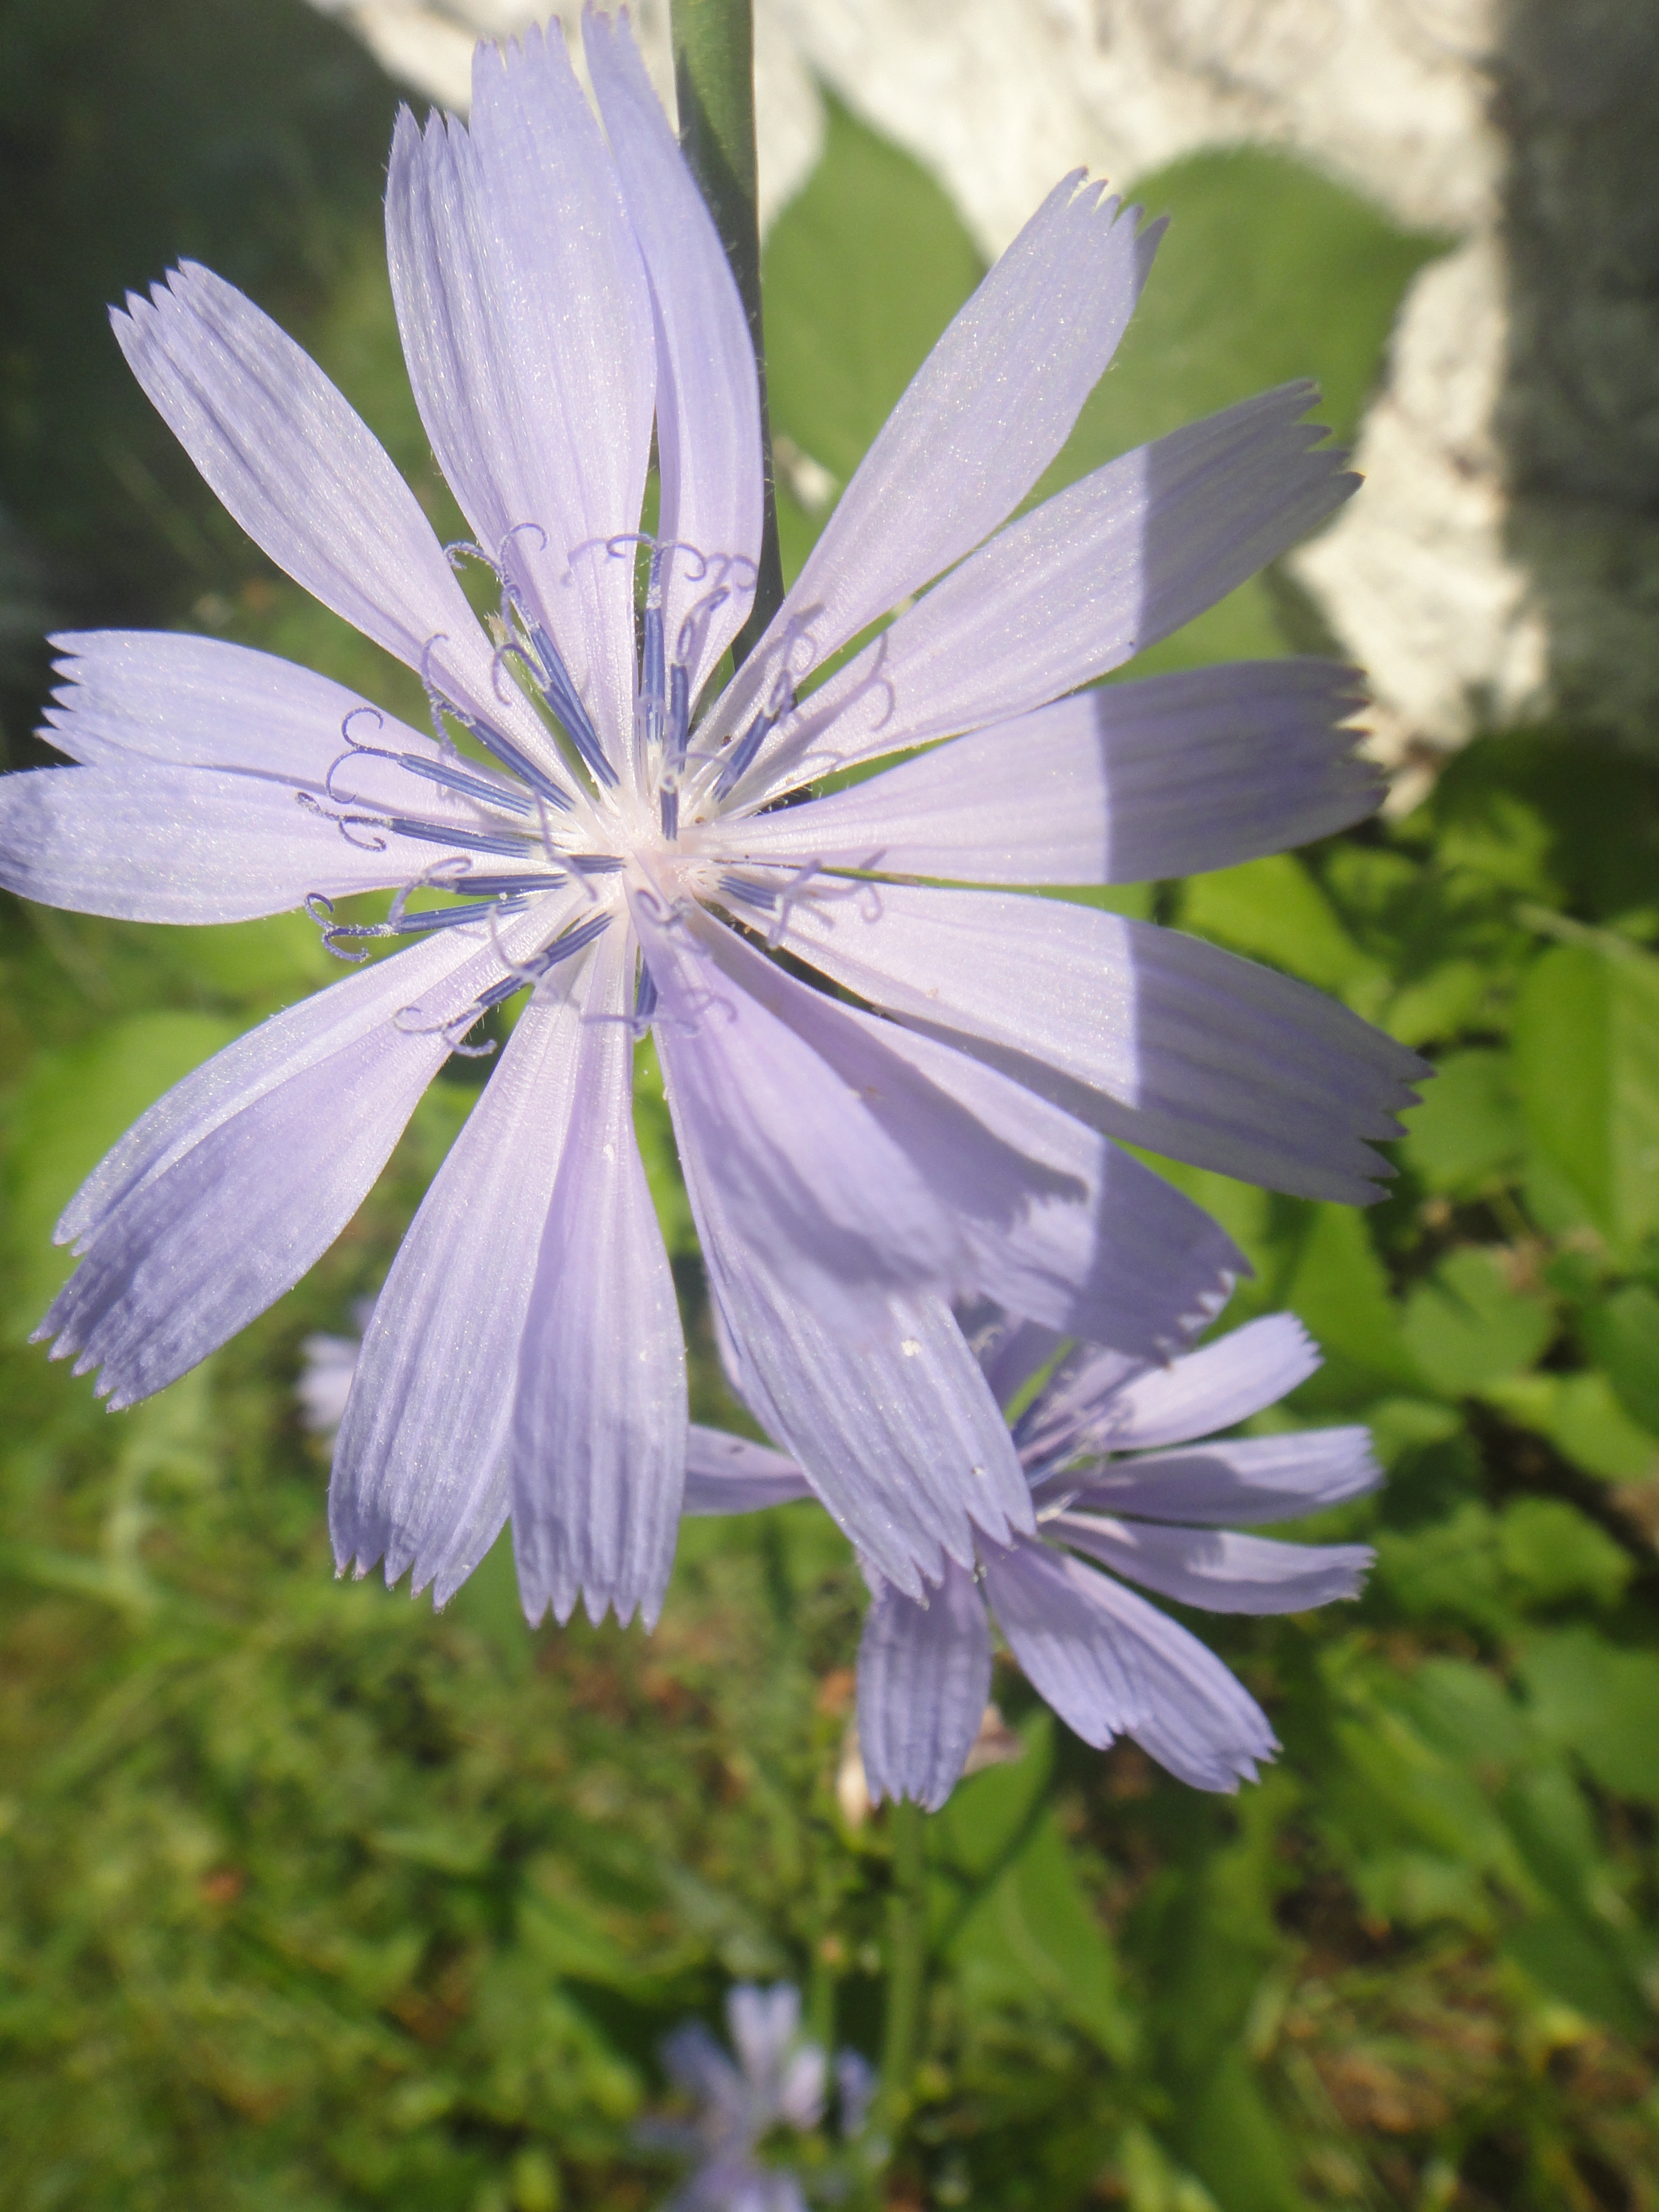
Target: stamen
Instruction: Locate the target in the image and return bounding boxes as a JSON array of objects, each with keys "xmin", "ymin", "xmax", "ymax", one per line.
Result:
[
  {"xmin": 474, "ymin": 910, "xmax": 614, "ymax": 1005},
  {"xmin": 503, "ymin": 589, "xmax": 615, "ymax": 791},
  {"xmin": 762, "ymin": 856, "xmax": 828, "ymax": 948},
  {"xmin": 634, "ymin": 960, "xmax": 659, "ymax": 1028},
  {"xmin": 534, "ymin": 910, "xmax": 614, "ymax": 970},
  {"xmin": 658, "ymin": 662, "xmax": 691, "ymax": 837},
  {"xmin": 667, "ymin": 665, "xmax": 690, "ymax": 770},
  {"xmin": 709, "ymin": 675, "xmax": 795, "ymax": 802},
  {"xmin": 295, "ymin": 789, "xmax": 388, "ymax": 853},
  {"xmin": 386, "ymin": 819, "xmax": 540, "ymax": 859},
  {"xmin": 397, "ymin": 755, "xmax": 534, "ymax": 814},
  {"xmin": 443, "ymin": 537, "xmax": 508, "ymax": 578},
  {"xmin": 455, "ymin": 870, "xmax": 570, "ymax": 897},
  {"xmin": 669, "ymin": 549, "xmax": 755, "ymax": 683},
  {"xmin": 638, "ymin": 543, "xmax": 668, "ymax": 758},
  {"xmin": 393, "ymin": 906, "xmax": 612, "ymax": 1061},
  {"xmin": 306, "ymin": 890, "xmax": 529, "ymax": 963},
  {"xmin": 716, "ymin": 872, "xmax": 777, "ymax": 916},
  {"xmin": 418, "ymin": 631, "xmax": 575, "ymax": 814}
]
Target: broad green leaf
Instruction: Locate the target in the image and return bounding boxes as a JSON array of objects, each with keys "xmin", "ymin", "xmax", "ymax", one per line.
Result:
[
  {"xmin": 1033, "ymin": 145, "xmax": 1443, "ymax": 687},
  {"xmin": 1504, "ymin": 1914, "xmax": 1653, "ymax": 2040},
  {"xmin": 1577, "ymin": 1284, "xmax": 1659, "ymax": 1436},
  {"xmin": 1496, "ymin": 1498, "xmax": 1632, "ymax": 1611},
  {"xmin": 1332, "ymin": 1683, "xmax": 1523, "ymax": 1879},
  {"xmin": 1480, "ymin": 1370, "xmax": 1659, "ymax": 1483},
  {"xmin": 1179, "ymin": 855, "xmax": 1386, "ymax": 1004},
  {"xmin": 1405, "ymin": 1657, "xmax": 1529, "ymax": 1769},
  {"xmin": 370, "ymin": 1821, "xmax": 499, "ymax": 1879},
  {"xmin": 1180, "ymin": 2047, "xmax": 1310, "ymax": 2212},
  {"xmin": 183, "ymin": 910, "xmax": 338, "ymax": 1006},
  {"xmin": 931, "ymin": 1713, "xmax": 1053, "ymax": 1885},
  {"xmin": 1498, "ymin": 1765, "xmax": 1603, "ymax": 1915},
  {"xmin": 763, "ymin": 95, "xmax": 984, "ymax": 578},
  {"xmin": 1398, "ymin": 1048, "xmax": 1526, "ymax": 1196},
  {"xmin": 4, "ymin": 1010, "xmax": 238, "ymax": 1332},
  {"xmin": 1284, "ymin": 1204, "xmax": 1423, "ymax": 1398},
  {"xmin": 930, "ymin": 1718, "xmax": 1133, "ymax": 2058},
  {"xmin": 1372, "ymin": 1503, "xmax": 1507, "ymax": 1637},
  {"xmin": 1350, "ymin": 1848, "xmax": 1493, "ymax": 1932},
  {"xmin": 1399, "ymin": 1246, "xmax": 1555, "ymax": 1396},
  {"xmin": 1427, "ymin": 731, "xmax": 1659, "ymax": 925},
  {"xmin": 1041, "ymin": 146, "xmax": 1445, "ymax": 475},
  {"xmin": 1382, "ymin": 959, "xmax": 1493, "ymax": 1049},
  {"xmin": 1115, "ymin": 2127, "xmax": 1223, "ymax": 2212},
  {"xmin": 940, "ymin": 1806, "xmax": 1133, "ymax": 2060},
  {"xmin": 1511, "ymin": 941, "xmax": 1659, "ymax": 1258},
  {"xmin": 1520, "ymin": 1630, "xmax": 1659, "ymax": 1803}
]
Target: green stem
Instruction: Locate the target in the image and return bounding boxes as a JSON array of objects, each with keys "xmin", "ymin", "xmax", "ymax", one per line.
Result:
[
  {"xmin": 669, "ymin": 0, "xmax": 785, "ymax": 663},
  {"xmin": 879, "ymin": 1798, "xmax": 929, "ymax": 2134}
]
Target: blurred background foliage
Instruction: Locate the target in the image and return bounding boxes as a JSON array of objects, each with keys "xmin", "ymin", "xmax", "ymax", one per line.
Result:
[{"xmin": 2, "ymin": 3, "xmax": 1657, "ymax": 2208}]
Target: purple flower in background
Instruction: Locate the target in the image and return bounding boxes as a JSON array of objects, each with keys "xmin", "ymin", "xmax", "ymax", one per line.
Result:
[
  {"xmin": 297, "ymin": 1295, "xmax": 377, "ymax": 1439},
  {"xmin": 0, "ymin": 9, "xmax": 1421, "ymax": 1630},
  {"xmin": 686, "ymin": 1309, "xmax": 1381, "ymax": 1806},
  {"xmin": 643, "ymin": 1982, "xmax": 871, "ymax": 2212}
]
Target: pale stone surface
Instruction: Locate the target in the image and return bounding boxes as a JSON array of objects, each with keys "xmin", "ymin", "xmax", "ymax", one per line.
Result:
[
  {"xmin": 304, "ymin": 0, "xmax": 1659, "ymax": 759},
  {"xmin": 1292, "ymin": 241, "xmax": 1550, "ymax": 761},
  {"xmin": 771, "ymin": 0, "xmax": 1500, "ymax": 256},
  {"xmin": 309, "ymin": 0, "xmax": 1497, "ymax": 247},
  {"xmin": 307, "ymin": 0, "xmax": 824, "ymax": 230}
]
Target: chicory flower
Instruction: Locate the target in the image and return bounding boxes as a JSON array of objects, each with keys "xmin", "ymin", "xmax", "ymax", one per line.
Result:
[
  {"xmin": 685, "ymin": 1307, "xmax": 1381, "ymax": 1806},
  {"xmin": 0, "ymin": 10, "xmax": 1418, "ymax": 1630},
  {"xmin": 642, "ymin": 1982, "xmax": 872, "ymax": 2212}
]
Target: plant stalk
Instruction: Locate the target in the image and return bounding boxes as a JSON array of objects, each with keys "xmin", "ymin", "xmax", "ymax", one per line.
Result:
[
  {"xmin": 879, "ymin": 1798, "xmax": 929, "ymax": 2134},
  {"xmin": 668, "ymin": 0, "xmax": 785, "ymax": 663}
]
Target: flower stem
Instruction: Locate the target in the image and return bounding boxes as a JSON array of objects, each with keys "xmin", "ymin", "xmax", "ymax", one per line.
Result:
[
  {"xmin": 879, "ymin": 1798, "xmax": 929, "ymax": 2133},
  {"xmin": 669, "ymin": 0, "xmax": 785, "ymax": 663}
]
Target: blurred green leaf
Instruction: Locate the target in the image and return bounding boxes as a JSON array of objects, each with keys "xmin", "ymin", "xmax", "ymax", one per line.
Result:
[
  {"xmin": 1181, "ymin": 2047, "xmax": 1309, "ymax": 2212},
  {"xmin": 1577, "ymin": 1284, "xmax": 1659, "ymax": 1437},
  {"xmin": 1480, "ymin": 1370, "xmax": 1659, "ymax": 1483},
  {"xmin": 1504, "ymin": 1913, "xmax": 1652, "ymax": 2040},
  {"xmin": 1496, "ymin": 1499, "xmax": 1632, "ymax": 1611},
  {"xmin": 1180, "ymin": 855, "xmax": 1386, "ymax": 1008},
  {"xmin": 1405, "ymin": 1657, "xmax": 1529, "ymax": 1769},
  {"xmin": 1373, "ymin": 1503, "xmax": 1506, "ymax": 1635},
  {"xmin": 1399, "ymin": 1049, "xmax": 1527, "ymax": 1196},
  {"xmin": 1035, "ymin": 145, "xmax": 1443, "ymax": 690},
  {"xmin": 4, "ymin": 1010, "xmax": 236, "ymax": 1330},
  {"xmin": 1284, "ymin": 1204, "xmax": 1423, "ymax": 1399},
  {"xmin": 1426, "ymin": 732, "xmax": 1659, "ymax": 927},
  {"xmin": 763, "ymin": 94, "xmax": 983, "ymax": 580},
  {"xmin": 181, "ymin": 910, "xmax": 338, "ymax": 1007},
  {"xmin": 1400, "ymin": 1247, "xmax": 1555, "ymax": 1396},
  {"xmin": 1050, "ymin": 147, "xmax": 1445, "ymax": 472},
  {"xmin": 1521, "ymin": 1631, "xmax": 1659, "ymax": 1803},
  {"xmin": 930, "ymin": 1720, "xmax": 1133, "ymax": 2061},
  {"xmin": 1512, "ymin": 942, "xmax": 1659, "ymax": 1259},
  {"xmin": 631, "ymin": 1035, "xmax": 697, "ymax": 1260}
]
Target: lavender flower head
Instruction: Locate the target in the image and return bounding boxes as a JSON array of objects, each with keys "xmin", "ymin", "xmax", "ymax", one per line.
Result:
[
  {"xmin": 645, "ymin": 1982, "xmax": 871, "ymax": 2212},
  {"xmin": 0, "ymin": 7, "xmax": 1422, "ymax": 1635},
  {"xmin": 686, "ymin": 1308, "xmax": 1381, "ymax": 1808}
]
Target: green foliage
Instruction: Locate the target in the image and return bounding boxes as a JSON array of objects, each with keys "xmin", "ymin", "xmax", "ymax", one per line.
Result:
[
  {"xmin": 1, "ymin": 8, "xmax": 1657, "ymax": 2210},
  {"xmin": 762, "ymin": 95, "xmax": 985, "ymax": 585}
]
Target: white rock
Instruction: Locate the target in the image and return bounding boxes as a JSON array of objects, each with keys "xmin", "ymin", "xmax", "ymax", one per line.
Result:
[{"xmin": 303, "ymin": 0, "xmax": 1659, "ymax": 762}]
